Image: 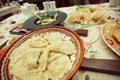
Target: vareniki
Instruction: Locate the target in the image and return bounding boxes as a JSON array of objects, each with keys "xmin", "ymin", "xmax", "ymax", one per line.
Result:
[{"xmin": 8, "ymin": 32, "xmax": 76, "ymax": 80}]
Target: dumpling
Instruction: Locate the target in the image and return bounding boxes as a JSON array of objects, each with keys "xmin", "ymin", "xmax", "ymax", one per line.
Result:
[
  {"xmin": 23, "ymin": 48, "xmax": 42, "ymax": 70},
  {"xmin": 23, "ymin": 69, "xmax": 48, "ymax": 80},
  {"xmin": 58, "ymin": 41, "xmax": 76, "ymax": 55},
  {"xmin": 44, "ymin": 32, "xmax": 62, "ymax": 44},
  {"xmin": 27, "ymin": 36, "xmax": 49, "ymax": 48},
  {"xmin": 47, "ymin": 55, "xmax": 71, "ymax": 79},
  {"xmin": 48, "ymin": 52, "xmax": 63, "ymax": 63},
  {"xmin": 48, "ymin": 41, "xmax": 76, "ymax": 55},
  {"xmin": 38, "ymin": 48, "xmax": 49, "ymax": 71},
  {"xmin": 9, "ymin": 46, "xmax": 28, "ymax": 64},
  {"xmin": 9, "ymin": 59, "xmax": 28, "ymax": 80}
]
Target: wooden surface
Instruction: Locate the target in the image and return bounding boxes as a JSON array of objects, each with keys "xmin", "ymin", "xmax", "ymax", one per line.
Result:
[
  {"xmin": 80, "ymin": 59, "xmax": 120, "ymax": 76},
  {"xmin": 75, "ymin": 29, "xmax": 88, "ymax": 37}
]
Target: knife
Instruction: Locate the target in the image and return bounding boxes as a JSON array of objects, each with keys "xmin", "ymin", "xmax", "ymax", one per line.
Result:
[
  {"xmin": 80, "ymin": 59, "xmax": 120, "ymax": 76},
  {"xmin": 0, "ymin": 40, "xmax": 8, "ymax": 50}
]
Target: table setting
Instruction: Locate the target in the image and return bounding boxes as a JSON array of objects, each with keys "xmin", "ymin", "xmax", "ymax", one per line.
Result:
[{"xmin": 0, "ymin": 1, "xmax": 120, "ymax": 80}]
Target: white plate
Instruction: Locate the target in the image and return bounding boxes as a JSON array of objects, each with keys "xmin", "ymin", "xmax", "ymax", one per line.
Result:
[
  {"xmin": 101, "ymin": 20, "xmax": 120, "ymax": 56},
  {"xmin": 63, "ymin": 6, "xmax": 120, "ymax": 30}
]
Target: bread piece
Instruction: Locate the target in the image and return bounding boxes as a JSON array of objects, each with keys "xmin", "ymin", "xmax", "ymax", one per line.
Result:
[{"xmin": 112, "ymin": 28, "xmax": 120, "ymax": 44}]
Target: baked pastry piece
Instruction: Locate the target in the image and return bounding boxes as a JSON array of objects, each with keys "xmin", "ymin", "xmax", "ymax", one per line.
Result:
[{"xmin": 112, "ymin": 28, "xmax": 120, "ymax": 44}]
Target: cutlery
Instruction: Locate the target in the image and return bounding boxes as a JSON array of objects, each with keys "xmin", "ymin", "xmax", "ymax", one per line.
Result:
[{"xmin": 0, "ymin": 40, "xmax": 8, "ymax": 50}]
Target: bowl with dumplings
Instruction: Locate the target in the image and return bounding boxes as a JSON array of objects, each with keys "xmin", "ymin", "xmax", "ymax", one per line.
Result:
[
  {"xmin": 0, "ymin": 26, "xmax": 85, "ymax": 80},
  {"xmin": 101, "ymin": 20, "xmax": 120, "ymax": 56}
]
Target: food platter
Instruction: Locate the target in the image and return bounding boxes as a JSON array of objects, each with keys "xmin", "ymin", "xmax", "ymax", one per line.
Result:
[
  {"xmin": 101, "ymin": 20, "xmax": 120, "ymax": 56},
  {"xmin": 23, "ymin": 11, "xmax": 67, "ymax": 29},
  {"xmin": 63, "ymin": 5, "xmax": 120, "ymax": 30},
  {"xmin": 63, "ymin": 6, "xmax": 108, "ymax": 30},
  {"xmin": 0, "ymin": 26, "xmax": 84, "ymax": 80}
]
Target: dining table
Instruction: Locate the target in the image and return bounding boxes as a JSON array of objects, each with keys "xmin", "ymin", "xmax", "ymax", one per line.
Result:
[{"xmin": 0, "ymin": 2, "xmax": 120, "ymax": 80}]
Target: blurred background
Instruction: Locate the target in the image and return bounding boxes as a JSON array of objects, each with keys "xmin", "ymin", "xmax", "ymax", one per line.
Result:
[
  {"xmin": 0, "ymin": 0, "xmax": 109, "ymax": 9},
  {"xmin": 0, "ymin": 0, "xmax": 109, "ymax": 21}
]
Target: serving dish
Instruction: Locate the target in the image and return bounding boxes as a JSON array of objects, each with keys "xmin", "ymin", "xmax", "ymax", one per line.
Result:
[
  {"xmin": 63, "ymin": 5, "xmax": 120, "ymax": 30},
  {"xmin": 0, "ymin": 26, "xmax": 84, "ymax": 80},
  {"xmin": 101, "ymin": 20, "xmax": 120, "ymax": 56},
  {"xmin": 23, "ymin": 11, "xmax": 67, "ymax": 29}
]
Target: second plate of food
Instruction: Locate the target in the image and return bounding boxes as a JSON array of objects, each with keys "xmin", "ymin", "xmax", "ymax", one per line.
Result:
[
  {"xmin": 23, "ymin": 11, "xmax": 67, "ymax": 29},
  {"xmin": 63, "ymin": 5, "xmax": 120, "ymax": 30},
  {"xmin": 101, "ymin": 20, "xmax": 120, "ymax": 56}
]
